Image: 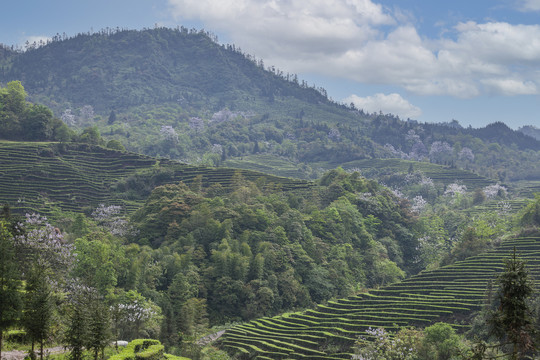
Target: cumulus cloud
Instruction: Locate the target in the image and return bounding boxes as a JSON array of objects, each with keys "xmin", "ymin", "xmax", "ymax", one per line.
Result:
[
  {"xmin": 344, "ymin": 93, "xmax": 422, "ymax": 119},
  {"xmin": 167, "ymin": 0, "xmax": 540, "ymax": 98}
]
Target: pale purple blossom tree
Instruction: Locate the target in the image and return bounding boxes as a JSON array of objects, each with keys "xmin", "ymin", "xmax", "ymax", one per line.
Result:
[
  {"xmin": 160, "ymin": 125, "xmax": 179, "ymax": 144},
  {"xmin": 92, "ymin": 204, "xmax": 136, "ymax": 237},
  {"xmin": 14, "ymin": 213, "xmax": 74, "ymax": 279},
  {"xmin": 409, "ymin": 141, "xmax": 428, "ymax": 160},
  {"xmin": 210, "ymin": 109, "xmax": 237, "ymax": 123},
  {"xmin": 458, "ymin": 147, "xmax": 475, "ymax": 162},
  {"xmin": 61, "ymin": 109, "xmax": 76, "ymax": 126},
  {"xmin": 188, "ymin": 117, "xmax": 204, "ymax": 132},
  {"xmin": 429, "ymin": 141, "xmax": 452, "ymax": 163}
]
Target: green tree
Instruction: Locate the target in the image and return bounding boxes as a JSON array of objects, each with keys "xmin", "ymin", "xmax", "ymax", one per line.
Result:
[
  {"xmin": 107, "ymin": 139, "xmax": 126, "ymax": 151},
  {"xmin": 488, "ymin": 249, "xmax": 536, "ymax": 359},
  {"xmin": 22, "ymin": 104, "xmax": 54, "ymax": 140},
  {"xmin": 80, "ymin": 126, "xmax": 103, "ymax": 145},
  {"xmin": 23, "ymin": 263, "xmax": 54, "ymax": 360},
  {"xmin": 420, "ymin": 322, "xmax": 464, "ymax": 360},
  {"xmin": 519, "ymin": 193, "xmax": 540, "ymax": 229},
  {"xmin": 65, "ymin": 286, "xmax": 90, "ymax": 360},
  {"xmin": 108, "ymin": 110, "xmax": 117, "ymax": 124},
  {"xmin": 86, "ymin": 291, "xmax": 110, "ymax": 360},
  {"xmin": 0, "ymin": 221, "xmax": 21, "ymax": 360}
]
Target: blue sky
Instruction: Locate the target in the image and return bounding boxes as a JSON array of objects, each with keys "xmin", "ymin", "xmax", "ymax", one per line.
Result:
[{"xmin": 1, "ymin": 0, "xmax": 540, "ymax": 129}]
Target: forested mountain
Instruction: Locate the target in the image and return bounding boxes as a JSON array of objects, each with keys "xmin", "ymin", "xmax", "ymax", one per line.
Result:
[{"xmin": 2, "ymin": 27, "xmax": 540, "ymax": 183}]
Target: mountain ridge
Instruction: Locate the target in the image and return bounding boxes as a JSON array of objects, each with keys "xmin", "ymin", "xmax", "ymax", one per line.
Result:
[{"xmin": 2, "ymin": 27, "xmax": 540, "ymax": 183}]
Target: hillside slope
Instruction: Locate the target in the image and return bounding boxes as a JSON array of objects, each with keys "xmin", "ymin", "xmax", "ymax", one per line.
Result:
[
  {"xmin": 219, "ymin": 236, "xmax": 540, "ymax": 359},
  {"xmin": 2, "ymin": 28, "xmax": 540, "ymax": 183},
  {"xmin": 0, "ymin": 141, "xmax": 311, "ymax": 216}
]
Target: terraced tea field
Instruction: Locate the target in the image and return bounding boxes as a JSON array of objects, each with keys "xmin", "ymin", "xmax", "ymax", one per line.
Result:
[
  {"xmin": 224, "ymin": 154, "xmax": 311, "ymax": 179},
  {"xmin": 340, "ymin": 159, "xmax": 495, "ymax": 190},
  {"xmin": 220, "ymin": 236, "xmax": 540, "ymax": 359},
  {"xmin": 0, "ymin": 141, "xmax": 312, "ymax": 216}
]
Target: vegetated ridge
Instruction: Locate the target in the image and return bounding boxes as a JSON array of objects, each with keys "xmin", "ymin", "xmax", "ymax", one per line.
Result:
[{"xmin": 2, "ymin": 27, "xmax": 540, "ymax": 183}]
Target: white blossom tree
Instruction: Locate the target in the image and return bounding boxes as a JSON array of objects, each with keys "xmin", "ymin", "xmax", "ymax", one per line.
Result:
[
  {"xmin": 429, "ymin": 141, "xmax": 453, "ymax": 163},
  {"xmin": 92, "ymin": 204, "xmax": 136, "ymax": 237},
  {"xmin": 61, "ymin": 109, "xmax": 76, "ymax": 126},
  {"xmin": 160, "ymin": 125, "xmax": 179, "ymax": 144}
]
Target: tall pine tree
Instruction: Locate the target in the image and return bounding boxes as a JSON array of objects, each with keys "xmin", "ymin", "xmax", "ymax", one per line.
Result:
[
  {"xmin": 23, "ymin": 263, "xmax": 54, "ymax": 360},
  {"xmin": 489, "ymin": 248, "xmax": 536, "ymax": 359}
]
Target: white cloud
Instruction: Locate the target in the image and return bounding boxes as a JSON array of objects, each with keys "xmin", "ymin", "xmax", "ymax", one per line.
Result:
[
  {"xmin": 481, "ymin": 78, "xmax": 538, "ymax": 95},
  {"xmin": 167, "ymin": 0, "xmax": 540, "ymax": 98},
  {"xmin": 344, "ymin": 93, "xmax": 422, "ymax": 119},
  {"xmin": 517, "ymin": 0, "xmax": 540, "ymax": 11}
]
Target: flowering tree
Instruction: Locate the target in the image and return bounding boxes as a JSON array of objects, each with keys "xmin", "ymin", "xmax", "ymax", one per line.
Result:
[
  {"xmin": 409, "ymin": 141, "xmax": 428, "ymax": 160},
  {"xmin": 483, "ymin": 184, "xmax": 507, "ymax": 200},
  {"xmin": 211, "ymin": 143, "xmax": 223, "ymax": 155},
  {"xmin": 458, "ymin": 147, "xmax": 475, "ymax": 162},
  {"xmin": 61, "ymin": 109, "xmax": 76, "ymax": 126},
  {"xmin": 160, "ymin": 125, "xmax": 179, "ymax": 144},
  {"xmin": 188, "ymin": 117, "xmax": 204, "ymax": 132},
  {"xmin": 353, "ymin": 327, "xmax": 417, "ymax": 360},
  {"xmin": 109, "ymin": 290, "xmax": 160, "ymax": 340},
  {"xmin": 444, "ymin": 183, "xmax": 467, "ymax": 197},
  {"xmin": 92, "ymin": 204, "xmax": 136, "ymax": 237},
  {"xmin": 14, "ymin": 213, "xmax": 73, "ymax": 275},
  {"xmin": 411, "ymin": 195, "xmax": 427, "ymax": 213},
  {"xmin": 79, "ymin": 105, "xmax": 95, "ymax": 123},
  {"xmin": 384, "ymin": 144, "xmax": 407, "ymax": 159},
  {"xmin": 429, "ymin": 141, "xmax": 453, "ymax": 163}
]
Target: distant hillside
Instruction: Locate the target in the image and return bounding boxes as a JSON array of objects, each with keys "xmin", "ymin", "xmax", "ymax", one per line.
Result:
[
  {"xmin": 0, "ymin": 141, "xmax": 311, "ymax": 216},
  {"xmin": 0, "ymin": 27, "xmax": 328, "ymax": 113},
  {"xmin": 519, "ymin": 125, "xmax": 540, "ymax": 141},
  {"xmin": 2, "ymin": 27, "xmax": 540, "ymax": 183},
  {"xmin": 220, "ymin": 235, "xmax": 540, "ymax": 358}
]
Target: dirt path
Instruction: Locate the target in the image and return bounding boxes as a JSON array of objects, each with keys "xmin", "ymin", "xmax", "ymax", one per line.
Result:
[
  {"xmin": 1, "ymin": 346, "xmax": 66, "ymax": 360},
  {"xmin": 196, "ymin": 330, "xmax": 226, "ymax": 346}
]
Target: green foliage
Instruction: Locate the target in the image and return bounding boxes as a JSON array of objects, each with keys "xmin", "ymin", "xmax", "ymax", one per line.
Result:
[
  {"xmin": 0, "ymin": 81, "xmax": 74, "ymax": 142},
  {"xmin": 488, "ymin": 249, "xmax": 536, "ymax": 359},
  {"xmin": 23, "ymin": 264, "xmax": 54, "ymax": 360},
  {"xmin": 519, "ymin": 193, "xmax": 540, "ymax": 229},
  {"xmin": 129, "ymin": 171, "xmax": 417, "ymax": 327},
  {"xmin": 0, "ymin": 221, "xmax": 21, "ymax": 360}
]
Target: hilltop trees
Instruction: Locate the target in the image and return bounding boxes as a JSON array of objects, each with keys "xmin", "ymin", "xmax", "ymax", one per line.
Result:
[{"xmin": 0, "ymin": 81, "xmax": 73, "ymax": 142}]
